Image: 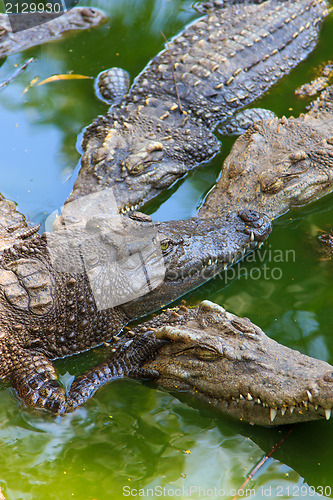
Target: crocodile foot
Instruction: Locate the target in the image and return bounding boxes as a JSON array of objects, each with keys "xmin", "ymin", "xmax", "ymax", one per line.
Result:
[
  {"xmin": 9, "ymin": 347, "xmax": 67, "ymax": 413},
  {"xmin": 64, "ymin": 334, "xmax": 166, "ymax": 414}
]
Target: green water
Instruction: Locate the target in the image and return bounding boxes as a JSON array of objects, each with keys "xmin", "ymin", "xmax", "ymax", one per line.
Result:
[{"xmin": 1, "ymin": 0, "xmax": 333, "ymax": 498}]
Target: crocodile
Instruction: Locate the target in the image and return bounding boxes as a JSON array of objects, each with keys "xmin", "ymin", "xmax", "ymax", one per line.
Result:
[
  {"xmin": 66, "ymin": 300, "xmax": 333, "ymax": 426},
  {"xmin": 0, "ymin": 6, "xmax": 107, "ymax": 59},
  {"xmin": 0, "ymin": 192, "xmax": 270, "ymax": 412},
  {"xmin": 0, "ymin": 0, "xmax": 331, "ymax": 423},
  {"xmin": 67, "ymin": 0, "xmax": 330, "ymax": 213},
  {"xmin": 199, "ymin": 83, "xmax": 333, "ymax": 219}
]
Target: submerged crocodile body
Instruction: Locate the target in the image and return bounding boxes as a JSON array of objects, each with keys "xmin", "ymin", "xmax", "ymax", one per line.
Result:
[
  {"xmin": 69, "ymin": 0, "xmax": 330, "ymax": 213},
  {"xmin": 0, "ymin": 192, "xmax": 270, "ymax": 412},
  {"xmin": 199, "ymin": 84, "xmax": 333, "ymax": 219},
  {"xmin": 0, "ymin": 7, "xmax": 106, "ymax": 59},
  {"xmin": 67, "ymin": 300, "xmax": 333, "ymax": 426}
]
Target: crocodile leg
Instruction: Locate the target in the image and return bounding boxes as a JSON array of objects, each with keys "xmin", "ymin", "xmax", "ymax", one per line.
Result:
[
  {"xmin": 95, "ymin": 68, "xmax": 130, "ymax": 106},
  {"xmin": 3, "ymin": 344, "xmax": 67, "ymax": 413},
  {"xmin": 3, "ymin": 335, "xmax": 164, "ymax": 414},
  {"xmin": 218, "ymin": 108, "xmax": 277, "ymax": 135},
  {"xmin": 65, "ymin": 335, "xmax": 164, "ymax": 413}
]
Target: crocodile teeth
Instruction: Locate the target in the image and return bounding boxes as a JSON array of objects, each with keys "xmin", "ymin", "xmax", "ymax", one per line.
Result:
[
  {"xmin": 239, "ymin": 394, "xmax": 244, "ymax": 400},
  {"xmin": 208, "ymin": 258, "xmax": 212, "ymax": 265},
  {"xmin": 258, "ymin": 242, "xmax": 264, "ymax": 248},
  {"xmin": 303, "ymin": 401, "xmax": 308, "ymax": 408},
  {"xmin": 256, "ymin": 398, "xmax": 262, "ymax": 405},
  {"xmin": 247, "ymin": 393, "xmax": 253, "ymax": 401},
  {"xmin": 270, "ymin": 408, "xmax": 277, "ymax": 422},
  {"xmin": 315, "ymin": 405, "xmax": 318, "ymax": 410},
  {"xmin": 250, "ymin": 232, "xmax": 254, "ymax": 242},
  {"xmin": 281, "ymin": 408, "xmax": 286, "ymax": 416},
  {"xmin": 306, "ymin": 390, "xmax": 313, "ymax": 402},
  {"xmin": 289, "ymin": 406, "xmax": 295, "ymax": 414},
  {"xmin": 223, "ymin": 263, "xmax": 227, "ymax": 270},
  {"xmin": 325, "ymin": 409, "xmax": 331, "ymax": 420}
]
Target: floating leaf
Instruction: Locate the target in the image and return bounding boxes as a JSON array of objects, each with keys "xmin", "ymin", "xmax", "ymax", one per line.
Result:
[
  {"xmin": 37, "ymin": 74, "xmax": 93, "ymax": 86},
  {"xmin": 22, "ymin": 76, "xmax": 39, "ymax": 94}
]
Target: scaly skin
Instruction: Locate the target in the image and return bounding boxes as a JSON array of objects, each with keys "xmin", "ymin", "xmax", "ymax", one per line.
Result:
[
  {"xmin": 0, "ymin": 193, "xmax": 271, "ymax": 412},
  {"xmin": 295, "ymin": 62, "xmax": 333, "ymax": 97},
  {"xmin": 0, "ymin": 7, "xmax": 107, "ymax": 58},
  {"xmin": 68, "ymin": 0, "xmax": 330, "ymax": 212},
  {"xmin": 199, "ymin": 84, "xmax": 333, "ymax": 219},
  {"xmin": 139, "ymin": 301, "xmax": 333, "ymax": 426}
]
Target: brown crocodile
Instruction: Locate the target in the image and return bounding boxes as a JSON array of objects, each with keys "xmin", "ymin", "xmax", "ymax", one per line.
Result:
[
  {"xmin": 67, "ymin": 300, "xmax": 333, "ymax": 426},
  {"xmin": 0, "ymin": 6, "xmax": 107, "ymax": 59},
  {"xmin": 199, "ymin": 83, "xmax": 333, "ymax": 219},
  {"xmin": 68, "ymin": 0, "xmax": 330, "ymax": 213},
  {"xmin": 0, "ymin": 192, "xmax": 270, "ymax": 412}
]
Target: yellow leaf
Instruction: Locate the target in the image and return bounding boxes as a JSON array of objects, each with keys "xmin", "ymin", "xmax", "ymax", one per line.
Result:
[
  {"xmin": 37, "ymin": 74, "xmax": 93, "ymax": 86},
  {"xmin": 22, "ymin": 76, "xmax": 39, "ymax": 94}
]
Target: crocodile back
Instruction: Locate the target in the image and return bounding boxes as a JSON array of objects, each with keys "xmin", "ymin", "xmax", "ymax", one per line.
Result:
[{"xmin": 126, "ymin": 0, "xmax": 330, "ymax": 130}]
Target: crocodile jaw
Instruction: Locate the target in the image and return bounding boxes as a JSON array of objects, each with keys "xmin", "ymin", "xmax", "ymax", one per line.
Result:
[{"xmin": 144, "ymin": 301, "xmax": 333, "ymax": 426}]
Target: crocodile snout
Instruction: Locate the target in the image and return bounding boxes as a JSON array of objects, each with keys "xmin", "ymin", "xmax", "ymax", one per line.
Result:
[{"xmin": 238, "ymin": 209, "xmax": 272, "ymax": 242}]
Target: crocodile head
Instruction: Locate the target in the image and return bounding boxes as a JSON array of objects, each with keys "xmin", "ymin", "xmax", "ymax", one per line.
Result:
[
  {"xmin": 70, "ymin": 100, "xmax": 219, "ymax": 212},
  {"xmin": 142, "ymin": 301, "xmax": 333, "ymax": 426},
  {"xmin": 120, "ymin": 210, "xmax": 271, "ymax": 319},
  {"xmin": 200, "ymin": 111, "xmax": 333, "ymax": 220}
]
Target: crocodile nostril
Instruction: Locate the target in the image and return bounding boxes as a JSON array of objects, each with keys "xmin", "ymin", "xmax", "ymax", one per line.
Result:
[
  {"xmin": 81, "ymin": 8, "xmax": 97, "ymax": 20},
  {"xmin": 238, "ymin": 209, "xmax": 260, "ymax": 223},
  {"xmin": 323, "ymin": 372, "xmax": 333, "ymax": 383}
]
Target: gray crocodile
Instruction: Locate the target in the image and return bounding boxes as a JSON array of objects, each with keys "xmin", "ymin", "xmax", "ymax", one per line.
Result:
[
  {"xmin": 68, "ymin": 0, "xmax": 330, "ymax": 213},
  {"xmin": 0, "ymin": 6, "xmax": 107, "ymax": 59},
  {"xmin": 0, "ymin": 192, "xmax": 270, "ymax": 412},
  {"xmin": 199, "ymin": 83, "xmax": 333, "ymax": 219},
  {"xmin": 67, "ymin": 300, "xmax": 333, "ymax": 426}
]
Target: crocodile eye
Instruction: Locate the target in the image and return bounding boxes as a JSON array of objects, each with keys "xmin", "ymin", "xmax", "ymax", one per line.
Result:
[
  {"xmin": 194, "ymin": 348, "xmax": 220, "ymax": 361},
  {"xmin": 160, "ymin": 240, "xmax": 171, "ymax": 251},
  {"xmin": 131, "ymin": 164, "xmax": 144, "ymax": 175}
]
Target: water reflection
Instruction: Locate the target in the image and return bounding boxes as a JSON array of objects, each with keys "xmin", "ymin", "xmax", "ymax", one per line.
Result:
[{"xmin": 0, "ymin": 381, "xmax": 332, "ymax": 499}]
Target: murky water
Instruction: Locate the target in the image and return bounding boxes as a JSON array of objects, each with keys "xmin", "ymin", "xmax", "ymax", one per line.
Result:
[{"xmin": 1, "ymin": 1, "xmax": 333, "ymax": 499}]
